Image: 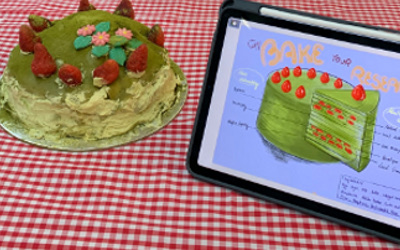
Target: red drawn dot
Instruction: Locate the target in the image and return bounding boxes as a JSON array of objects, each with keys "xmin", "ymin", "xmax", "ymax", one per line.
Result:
[
  {"xmin": 317, "ymin": 128, "xmax": 323, "ymax": 134},
  {"xmin": 344, "ymin": 142, "xmax": 351, "ymax": 148},
  {"xmin": 293, "ymin": 66, "xmax": 302, "ymax": 77},
  {"xmin": 326, "ymin": 104, "xmax": 331, "ymax": 109},
  {"xmin": 335, "ymin": 108, "xmax": 342, "ymax": 114},
  {"xmin": 350, "ymin": 115, "xmax": 357, "ymax": 121},
  {"xmin": 336, "ymin": 138, "xmax": 342, "ymax": 143},
  {"xmin": 321, "ymin": 136, "xmax": 326, "ymax": 141},
  {"xmin": 281, "ymin": 67, "xmax": 290, "ymax": 78},
  {"xmin": 327, "ymin": 110, "xmax": 334, "ymax": 115},
  {"xmin": 311, "ymin": 125, "xmax": 317, "ymax": 130},
  {"xmin": 320, "ymin": 72, "xmax": 329, "ymax": 83},
  {"xmin": 307, "ymin": 68, "xmax": 316, "ymax": 79},
  {"xmin": 281, "ymin": 80, "xmax": 292, "ymax": 93},
  {"xmin": 295, "ymin": 85, "xmax": 306, "ymax": 99},
  {"xmin": 348, "ymin": 120, "xmax": 354, "ymax": 125},
  {"xmin": 352, "ymin": 84, "xmax": 366, "ymax": 101},
  {"xmin": 329, "ymin": 140, "xmax": 335, "ymax": 145},
  {"xmin": 338, "ymin": 115, "xmax": 344, "ymax": 120},
  {"xmin": 313, "ymin": 132, "xmax": 319, "ymax": 137},
  {"xmin": 314, "ymin": 104, "xmax": 322, "ymax": 110},
  {"xmin": 327, "ymin": 134, "xmax": 332, "ymax": 139},
  {"xmin": 334, "ymin": 78, "xmax": 343, "ymax": 89},
  {"xmin": 345, "ymin": 148, "xmax": 353, "ymax": 154},
  {"xmin": 319, "ymin": 100, "xmax": 325, "ymax": 106},
  {"xmin": 271, "ymin": 72, "xmax": 281, "ymax": 84},
  {"xmin": 337, "ymin": 144, "xmax": 343, "ymax": 149}
]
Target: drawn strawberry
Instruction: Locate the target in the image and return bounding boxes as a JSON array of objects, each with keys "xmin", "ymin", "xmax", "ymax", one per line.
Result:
[
  {"xmin": 78, "ymin": 0, "xmax": 96, "ymax": 11},
  {"xmin": 320, "ymin": 72, "xmax": 329, "ymax": 84},
  {"xmin": 271, "ymin": 72, "xmax": 281, "ymax": 84},
  {"xmin": 295, "ymin": 85, "xmax": 306, "ymax": 99},
  {"xmin": 114, "ymin": 0, "xmax": 135, "ymax": 19},
  {"xmin": 148, "ymin": 24, "xmax": 165, "ymax": 47},
  {"xmin": 281, "ymin": 67, "xmax": 290, "ymax": 78},
  {"xmin": 126, "ymin": 44, "xmax": 148, "ymax": 73},
  {"xmin": 58, "ymin": 64, "xmax": 83, "ymax": 87},
  {"xmin": 293, "ymin": 66, "xmax": 302, "ymax": 77},
  {"xmin": 281, "ymin": 80, "xmax": 292, "ymax": 93},
  {"xmin": 352, "ymin": 84, "xmax": 366, "ymax": 101},
  {"xmin": 31, "ymin": 43, "xmax": 57, "ymax": 77},
  {"xmin": 93, "ymin": 59, "xmax": 120, "ymax": 86},
  {"xmin": 19, "ymin": 24, "xmax": 42, "ymax": 53},
  {"xmin": 307, "ymin": 68, "xmax": 316, "ymax": 79},
  {"xmin": 28, "ymin": 14, "xmax": 52, "ymax": 32},
  {"xmin": 334, "ymin": 78, "xmax": 343, "ymax": 89}
]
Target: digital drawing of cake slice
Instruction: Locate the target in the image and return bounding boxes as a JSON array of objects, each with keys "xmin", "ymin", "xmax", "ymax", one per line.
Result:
[
  {"xmin": 257, "ymin": 66, "xmax": 380, "ymax": 172},
  {"xmin": 306, "ymin": 86, "xmax": 380, "ymax": 172},
  {"xmin": 256, "ymin": 66, "xmax": 353, "ymax": 163}
]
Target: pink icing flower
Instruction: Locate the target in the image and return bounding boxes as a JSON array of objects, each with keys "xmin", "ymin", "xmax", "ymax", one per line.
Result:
[
  {"xmin": 77, "ymin": 25, "xmax": 96, "ymax": 36},
  {"xmin": 92, "ymin": 31, "xmax": 110, "ymax": 46},
  {"xmin": 115, "ymin": 28, "xmax": 133, "ymax": 40}
]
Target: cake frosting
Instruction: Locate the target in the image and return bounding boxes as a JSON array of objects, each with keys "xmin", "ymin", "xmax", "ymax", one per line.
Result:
[
  {"xmin": 0, "ymin": 1, "xmax": 185, "ymax": 143},
  {"xmin": 257, "ymin": 66, "xmax": 379, "ymax": 171}
]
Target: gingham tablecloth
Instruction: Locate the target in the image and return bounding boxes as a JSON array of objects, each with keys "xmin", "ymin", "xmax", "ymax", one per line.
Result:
[{"xmin": 1, "ymin": 0, "xmax": 400, "ymax": 249}]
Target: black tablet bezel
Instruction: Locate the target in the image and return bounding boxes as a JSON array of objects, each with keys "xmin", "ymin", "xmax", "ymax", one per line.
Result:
[{"xmin": 187, "ymin": 1, "xmax": 400, "ymax": 244}]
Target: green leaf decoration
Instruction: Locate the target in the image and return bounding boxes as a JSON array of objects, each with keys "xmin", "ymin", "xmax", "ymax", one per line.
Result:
[
  {"xmin": 95, "ymin": 22, "xmax": 111, "ymax": 33},
  {"xmin": 109, "ymin": 47, "xmax": 127, "ymax": 66},
  {"xmin": 74, "ymin": 36, "xmax": 92, "ymax": 50},
  {"xmin": 92, "ymin": 45, "xmax": 110, "ymax": 57},
  {"xmin": 109, "ymin": 35, "xmax": 129, "ymax": 47},
  {"xmin": 127, "ymin": 39, "xmax": 143, "ymax": 51}
]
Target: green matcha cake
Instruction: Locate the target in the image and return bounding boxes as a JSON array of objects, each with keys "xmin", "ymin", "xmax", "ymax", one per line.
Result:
[
  {"xmin": 0, "ymin": 0, "xmax": 185, "ymax": 145},
  {"xmin": 306, "ymin": 87, "xmax": 379, "ymax": 171},
  {"xmin": 257, "ymin": 66, "xmax": 352, "ymax": 162}
]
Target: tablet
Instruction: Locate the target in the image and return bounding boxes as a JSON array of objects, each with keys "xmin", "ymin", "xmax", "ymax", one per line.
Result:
[{"xmin": 186, "ymin": 0, "xmax": 400, "ymax": 243}]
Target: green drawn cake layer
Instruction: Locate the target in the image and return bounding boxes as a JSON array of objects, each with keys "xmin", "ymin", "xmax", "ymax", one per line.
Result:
[
  {"xmin": 257, "ymin": 67, "xmax": 352, "ymax": 162},
  {"xmin": 306, "ymin": 89, "xmax": 379, "ymax": 171}
]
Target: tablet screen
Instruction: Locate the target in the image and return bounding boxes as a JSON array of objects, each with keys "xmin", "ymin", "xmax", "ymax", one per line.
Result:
[{"xmin": 197, "ymin": 16, "xmax": 400, "ymax": 230}]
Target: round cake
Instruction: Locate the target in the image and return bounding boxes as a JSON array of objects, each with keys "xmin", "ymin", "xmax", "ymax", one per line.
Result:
[
  {"xmin": 0, "ymin": 0, "xmax": 186, "ymax": 149},
  {"xmin": 257, "ymin": 66, "xmax": 353, "ymax": 162}
]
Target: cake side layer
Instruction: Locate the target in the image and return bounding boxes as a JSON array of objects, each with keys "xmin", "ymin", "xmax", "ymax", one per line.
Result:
[
  {"xmin": 359, "ymin": 111, "xmax": 378, "ymax": 170},
  {"xmin": 1, "ymin": 64, "xmax": 179, "ymax": 141}
]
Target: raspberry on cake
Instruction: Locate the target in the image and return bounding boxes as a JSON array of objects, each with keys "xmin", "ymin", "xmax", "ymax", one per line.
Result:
[{"xmin": 0, "ymin": 0, "xmax": 187, "ymax": 149}]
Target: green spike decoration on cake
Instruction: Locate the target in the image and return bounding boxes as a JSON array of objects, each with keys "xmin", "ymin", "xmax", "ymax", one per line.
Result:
[
  {"xmin": 257, "ymin": 66, "xmax": 380, "ymax": 171},
  {"xmin": 306, "ymin": 86, "xmax": 379, "ymax": 171}
]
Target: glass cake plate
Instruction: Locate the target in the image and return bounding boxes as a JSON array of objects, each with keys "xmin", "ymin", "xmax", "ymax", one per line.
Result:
[{"xmin": 0, "ymin": 62, "xmax": 188, "ymax": 151}]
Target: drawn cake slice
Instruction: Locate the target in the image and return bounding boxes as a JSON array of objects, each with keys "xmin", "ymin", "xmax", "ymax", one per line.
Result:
[
  {"xmin": 306, "ymin": 85, "xmax": 380, "ymax": 171},
  {"xmin": 257, "ymin": 66, "xmax": 353, "ymax": 162}
]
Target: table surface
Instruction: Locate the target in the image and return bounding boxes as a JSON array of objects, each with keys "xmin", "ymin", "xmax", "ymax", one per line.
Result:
[{"xmin": 1, "ymin": 0, "xmax": 400, "ymax": 249}]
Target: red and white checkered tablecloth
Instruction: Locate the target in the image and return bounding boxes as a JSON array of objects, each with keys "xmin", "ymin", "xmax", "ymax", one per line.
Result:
[{"xmin": 1, "ymin": 0, "xmax": 400, "ymax": 249}]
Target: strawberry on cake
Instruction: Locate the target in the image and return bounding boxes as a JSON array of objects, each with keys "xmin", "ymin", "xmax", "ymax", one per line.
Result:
[{"xmin": 0, "ymin": 0, "xmax": 186, "ymax": 149}]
